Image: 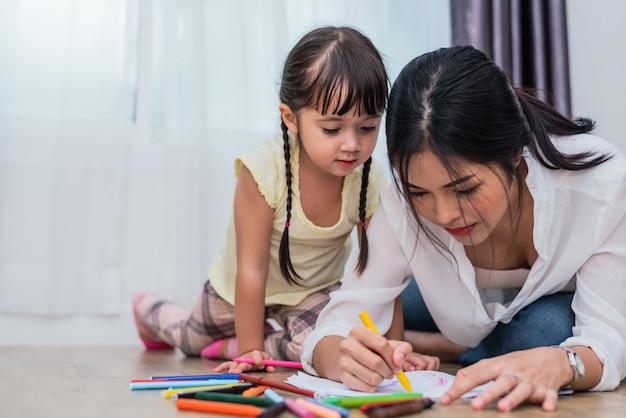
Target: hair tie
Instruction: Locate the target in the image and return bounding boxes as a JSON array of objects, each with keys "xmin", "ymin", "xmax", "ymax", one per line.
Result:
[
  {"xmin": 360, "ymin": 221, "xmax": 366, "ymax": 227},
  {"xmin": 285, "ymin": 221, "xmax": 290, "ymax": 228}
]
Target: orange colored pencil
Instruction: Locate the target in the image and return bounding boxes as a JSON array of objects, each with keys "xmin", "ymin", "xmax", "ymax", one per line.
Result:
[
  {"xmin": 242, "ymin": 385, "xmax": 267, "ymax": 397},
  {"xmin": 175, "ymin": 398, "xmax": 263, "ymax": 416}
]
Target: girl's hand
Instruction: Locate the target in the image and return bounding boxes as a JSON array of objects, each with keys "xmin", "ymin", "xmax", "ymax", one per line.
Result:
[
  {"xmin": 440, "ymin": 347, "xmax": 573, "ymax": 412},
  {"xmin": 335, "ymin": 326, "xmax": 415, "ymax": 392},
  {"xmin": 401, "ymin": 349, "xmax": 440, "ymax": 372},
  {"xmin": 213, "ymin": 349, "xmax": 276, "ymax": 373}
]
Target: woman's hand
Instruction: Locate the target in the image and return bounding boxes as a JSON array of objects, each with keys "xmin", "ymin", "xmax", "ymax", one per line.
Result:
[
  {"xmin": 332, "ymin": 326, "xmax": 434, "ymax": 392},
  {"xmin": 213, "ymin": 349, "xmax": 276, "ymax": 373},
  {"xmin": 441, "ymin": 347, "xmax": 575, "ymax": 412}
]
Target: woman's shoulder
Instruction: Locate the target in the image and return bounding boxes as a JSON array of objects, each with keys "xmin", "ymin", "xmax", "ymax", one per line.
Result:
[
  {"xmin": 530, "ymin": 134, "xmax": 626, "ymax": 220},
  {"xmin": 378, "ymin": 185, "xmax": 418, "ymax": 233},
  {"xmin": 527, "ymin": 133, "xmax": 626, "ymax": 183}
]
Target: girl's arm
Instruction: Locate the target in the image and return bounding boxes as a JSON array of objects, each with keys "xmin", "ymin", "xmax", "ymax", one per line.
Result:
[{"xmin": 232, "ymin": 166, "xmax": 274, "ymax": 358}]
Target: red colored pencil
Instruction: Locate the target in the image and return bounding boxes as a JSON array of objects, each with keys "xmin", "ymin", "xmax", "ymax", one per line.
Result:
[{"xmin": 239, "ymin": 373, "xmax": 316, "ymax": 397}]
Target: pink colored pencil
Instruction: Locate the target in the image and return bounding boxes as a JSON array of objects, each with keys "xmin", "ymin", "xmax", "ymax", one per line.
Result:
[{"xmin": 232, "ymin": 357, "xmax": 303, "ymax": 369}]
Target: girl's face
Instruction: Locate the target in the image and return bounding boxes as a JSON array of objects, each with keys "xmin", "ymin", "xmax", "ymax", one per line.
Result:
[
  {"xmin": 280, "ymin": 102, "xmax": 381, "ymax": 178},
  {"xmin": 406, "ymin": 150, "xmax": 515, "ymax": 246}
]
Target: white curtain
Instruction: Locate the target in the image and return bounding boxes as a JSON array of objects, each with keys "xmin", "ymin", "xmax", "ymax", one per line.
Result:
[{"xmin": 0, "ymin": 0, "xmax": 450, "ymax": 342}]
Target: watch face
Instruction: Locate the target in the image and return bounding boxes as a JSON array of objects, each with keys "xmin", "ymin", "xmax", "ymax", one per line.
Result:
[
  {"xmin": 567, "ymin": 349, "xmax": 584, "ymax": 385},
  {"xmin": 559, "ymin": 346, "xmax": 584, "ymax": 386},
  {"xmin": 575, "ymin": 354, "xmax": 585, "ymax": 375}
]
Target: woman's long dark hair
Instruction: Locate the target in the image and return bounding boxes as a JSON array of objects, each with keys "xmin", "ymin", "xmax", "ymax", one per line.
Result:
[
  {"xmin": 386, "ymin": 45, "xmax": 612, "ymax": 257},
  {"xmin": 278, "ymin": 26, "xmax": 388, "ymax": 285}
]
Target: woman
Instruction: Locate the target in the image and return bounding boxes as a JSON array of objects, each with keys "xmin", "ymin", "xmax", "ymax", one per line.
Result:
[{"xmin": 301, "ymin": 45, "xmax": 626, "ymax": 412}]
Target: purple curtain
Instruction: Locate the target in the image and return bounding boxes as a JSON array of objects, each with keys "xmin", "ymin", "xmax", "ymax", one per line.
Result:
[{"xmin": 451, "ymin": 0, "xmax": 571, "ymax": 116}]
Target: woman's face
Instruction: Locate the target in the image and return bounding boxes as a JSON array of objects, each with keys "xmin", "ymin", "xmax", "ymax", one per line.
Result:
[{"xmin": 406, "ymin": 150, "xmax": 515, "ymax": 246}]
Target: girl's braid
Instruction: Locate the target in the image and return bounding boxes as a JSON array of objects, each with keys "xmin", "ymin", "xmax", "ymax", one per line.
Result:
[
  {"xmin": 355, "ymin": 157, "xmax": 372, "ymax": 273},
  {"xmin": 278, "ymin": 122, "xmax": 302, "ymax": 285}
]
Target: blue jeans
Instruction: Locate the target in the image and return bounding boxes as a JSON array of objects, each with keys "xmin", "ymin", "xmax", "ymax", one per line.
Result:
[{"xmin": 401, "ymin": 277, "xmax": 575, "ymax": 366}]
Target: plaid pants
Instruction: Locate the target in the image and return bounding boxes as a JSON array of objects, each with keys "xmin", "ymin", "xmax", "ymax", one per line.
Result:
[{"xmin": 135, "ymin": 280, "xmax": 339, "ymax": 360}]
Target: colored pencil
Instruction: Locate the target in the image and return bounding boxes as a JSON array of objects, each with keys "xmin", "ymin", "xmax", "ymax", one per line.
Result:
[
  {"xmin": 359, "ymin": 310, "xmax": 413, "ymax": 393},
  {"xmin": 242, "ymin": 385, "xmax": 267, "ymax": 397},
  {"xmin": 358, "ymin": 397, "xmax": 430, "ymax": 412},
  {"xmin": 324, "ymin": 392, "xmax": 424, "ymax": 408},
  {"xmin": 130, "ymin": 378, "xmax": 239, "ymax": 390},
  {"xmin": 364, "ymin": 398, "xmax": 434, "ymax": 418},
  {"xmin": 239, "ymin": 373, "xmax": 316, "ymax": 397},
  {"xmin": 232, "ymin": 357, "xmax": 303, "ymax": 369},
  {"xmin": 285, "ymin": 397, "xmax": 315, "ymax": 418},
  {"xmin": 263, "ymin": 388, "xmax": 285, "ymax": 404},
  {"xmin": 175, "ymin": 398, "xmax": 263, "ymax": 416},
  {"xmin": 194, "ymin": 391, "xmax": 275, "ymax": 407},
  {"xmin": 296, "ymin": 398, "xmax": 341, "ymax": 418},
  {"xmin": 257, "ymin": 402, "xmax": 287, "ymax": 418},
  {"xmin": 151, "ymin": 373, "xmax": 240, "ymax": 380},
  {"xmin": 304, "ymin": 397, "xmax": 349, "ymax": 418},
  {"xmin": 162, "ymin": 383, "xmax": 246, "ymax": 399}
]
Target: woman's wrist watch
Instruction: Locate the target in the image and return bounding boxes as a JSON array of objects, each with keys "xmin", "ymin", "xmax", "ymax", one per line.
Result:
[{"xmin": 553, "ymin": 346, "xmax": 585, "ymax": 389}]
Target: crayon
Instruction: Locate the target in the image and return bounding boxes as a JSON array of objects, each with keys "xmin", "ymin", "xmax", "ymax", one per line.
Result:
[
  {"xmin": 151, "ymin": 373, "xmax": 240, "ymax": 380},
  {"xmin": 323, "ymin": 392, "xmax": 424, "ymax": 408},
  {"xmin": 242, "ymin": 385, "xmax": 267, "ymax": 397},
  {"xmin": 264, "ymin": 388, "xmax": 285, "ymax": 404},
  {"xmin": 240, "ymin": 373, "xmax": 316, "ymax": 397},
  {"xmin": 257, "ymin": 402, "xmax": 287, "ymax": 418},
  {"xmin": 304, "ymin": 397, "xmax": 349, "ymax": 418},
  {"xmin": 130, "ymin": 378, "xmax": 240, "ymax": 390},
  {"xmin": 359, "ymin": 310, "xmax": 413, "ymax": 393},
  {"xmin": 232, "ymin": 357, "xmax": 303, "ymax": 369},
  {"xmin": 285, "ymin": 397, "xmax": 315, "ymax": 418},
  {"xmin": 162, "ymin": 383, "xmax": 249, "ymax": 399},
  {"xmin": 175, "ymin": 397, "xmax": 263, "ymax": 416},
  {"xmin": 359, "ymin": 397, "xmax": 431, "ymax": 412},
  {"xmin": 295, "ymin": 398, "xmax": 341, "ymax": 418},
  {"xmin": 365, "ymin": 398, "xmax": 434, "ymax": 418},
  {"xmin": 194, "ymin": 391, "xmax": 275, "ymax": 407}
]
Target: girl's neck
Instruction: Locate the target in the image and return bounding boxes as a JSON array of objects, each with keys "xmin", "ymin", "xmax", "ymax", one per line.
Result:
[{"xmin": 297, "ymin": 145, "xmax": 345, "ymax": 227}]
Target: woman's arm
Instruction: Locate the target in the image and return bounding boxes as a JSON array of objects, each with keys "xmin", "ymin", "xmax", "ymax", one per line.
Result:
[
  {"xmin": 442, "ymin": 180, "xmax": 626, "ymax": 411},
  {"xmin": 304, "ymin": 189, "xmax": 439, "ymax": 386}
]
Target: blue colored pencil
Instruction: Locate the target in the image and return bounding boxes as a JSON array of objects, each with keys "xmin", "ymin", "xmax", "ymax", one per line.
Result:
[
  {"xmin": 130, "ymin": 379, "xmax": 240, "ymax": 390},
  {"xmin": 150, "ymin": 373, "xmax": 240, "ymax": 380},
  {"xmin": 264, "ymin": 388, "xmax": 286, "ymax": 404}
]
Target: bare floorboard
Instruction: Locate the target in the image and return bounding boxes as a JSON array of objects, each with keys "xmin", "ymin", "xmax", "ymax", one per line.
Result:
[{"xmin": 1, "ymin": 346, "xmax": 624, "ymax": 418}]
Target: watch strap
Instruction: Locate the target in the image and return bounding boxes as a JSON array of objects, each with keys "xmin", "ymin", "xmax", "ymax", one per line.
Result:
[{"xmin": 552, "ymin": 345, "xmax": 583, "ymax": 389}]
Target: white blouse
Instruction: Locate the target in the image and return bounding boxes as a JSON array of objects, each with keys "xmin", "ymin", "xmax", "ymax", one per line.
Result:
[{"xmin": 301, "ymin": 134, "xmax": 626, "ymax": 391}]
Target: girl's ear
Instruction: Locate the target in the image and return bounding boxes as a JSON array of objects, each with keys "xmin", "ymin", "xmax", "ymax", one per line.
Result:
[{"xmin": 279, "ymin": 103, "xmax": 298, "ymax": 134}]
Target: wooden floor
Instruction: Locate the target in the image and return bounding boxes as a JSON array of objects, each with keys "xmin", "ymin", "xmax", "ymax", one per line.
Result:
[{"xmin": 1, "ymin": 346, "xmax": 625, "ymax": 418}]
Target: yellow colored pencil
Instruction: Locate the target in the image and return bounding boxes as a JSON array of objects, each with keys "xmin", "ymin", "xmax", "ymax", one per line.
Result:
[{"xmin": 359, "ymin": 310, "xmax": 413, "ymax": 393}]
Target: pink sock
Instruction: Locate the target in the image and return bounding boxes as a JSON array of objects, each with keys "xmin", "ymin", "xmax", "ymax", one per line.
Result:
[
  {"xmin": 201, "ymin": 338, "xmax": 238, "ymax": 359},
  {"xmin": 132, "ymin": 292, "xmax": 173, "ymax": 350}
]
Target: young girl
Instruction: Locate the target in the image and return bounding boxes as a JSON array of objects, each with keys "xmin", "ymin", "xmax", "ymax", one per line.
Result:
[
  {"xmin": 302, "ymin": 45, "xmax": 626, "ymax": 411},
  {"xmin": 132, "ymin": 26, "xmax": 391, "ymax": 372}
]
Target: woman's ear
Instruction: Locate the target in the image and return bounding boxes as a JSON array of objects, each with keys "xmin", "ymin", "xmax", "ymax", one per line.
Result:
[{"xmin": 279, "ymin": 103, "xmax": 298, "ymax": 134}]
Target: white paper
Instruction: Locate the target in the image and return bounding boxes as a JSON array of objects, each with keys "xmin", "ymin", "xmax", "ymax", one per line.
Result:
[{"xmin": 286, "ymin": 370, "xmax": 492, "ymax": 399}]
